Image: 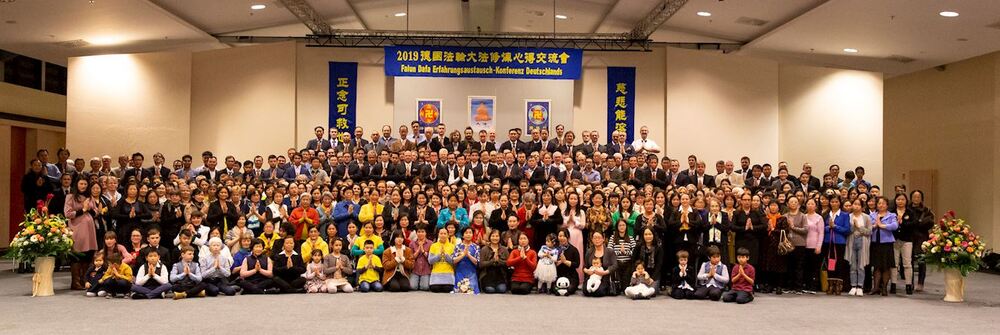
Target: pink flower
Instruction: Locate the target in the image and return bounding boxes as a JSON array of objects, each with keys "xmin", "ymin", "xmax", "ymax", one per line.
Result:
[
  {"xmin": 944, "ymin": 246, "xmax": 951, "ymax": 252},
  {"xmin": 45, "ymin": 193, "xmax": 54, "ymax": 201},
  {"xmin": 947, "ymin": 210, "xmax": 956, "ymax": 218},
  {"xmin": 962, "ymin": 241, "xmax": 969, "ymax": 248}
]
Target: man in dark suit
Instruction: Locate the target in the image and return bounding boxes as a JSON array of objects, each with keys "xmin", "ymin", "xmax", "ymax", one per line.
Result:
[
  {"xmin": 587, "ymin": 130, "xmax": 605, "ymax": 155},
  {"xmin": 198, "ymin": 156, "xmax": 224, "ymax": 182},
  {"xmin": 525, "ymin": 129, "xmax": 545, "ymax": 154},
  {"xmin": 497, "ymin": 151, "xmax": 523, "ymax": 185},
  {"xmin": 122, "ymin": 152, "xmax": 147, "ymax": 184},
  {"xmin": 798, "ymin": 163, "xmax": 822, "ymax": 191},
  {"xmin": 144, "ymin": 152, "xmax": 172, "ymax": 181},
  {"xmin": 282, "ymin": 153, "xmax": 311, "ymax": 182},
  {"xmin": 690, "ymin": 161, "xmax": 716, "ymax": 189},
  {"xmin": 261, "ymin": 155, "xmax": 285, "ymax": 183},
  {"xmin": 370, "ymin": 151, "xmax": 396, "ymax": 182},
  {"xmin": 306, "ymin": 126, "xmax": 332, "ymax": 152},
  {"xmin": 332, "ymin": 152, "xmax": 362, "ymax": 183},
  {"xmin": 346, "ymin": 126, "xmax": 370, "ymax": 153},
  {"xmin": 420, "ymin": 151, "xmax": 449, "ymax": 184},
  {"xmin": 606, "ymin": 131, "xmax": 634, "ymax": 158},
  {"xmin": 743, "ymin": 165, "xmax": 765, "ymax": 194},
  {"xmin": 498, "ymin": 129, "xmax": 525, "ymax": 155}
]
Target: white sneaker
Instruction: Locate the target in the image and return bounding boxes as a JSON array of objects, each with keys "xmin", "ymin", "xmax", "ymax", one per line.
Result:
[
  {"xmin": 855, "ymin": 289, "xmax": 864, "ymax": 297},
  {"xmin": 85, "ymin": 292, "xmax": 96, "ymax": 297},
  {"xmin": 847, "ymin": 288, "xmax": 857, "ymax": 296},
  {"xmin": 97, "ymin": 291, "xmax": 107, "ymax": 297}
]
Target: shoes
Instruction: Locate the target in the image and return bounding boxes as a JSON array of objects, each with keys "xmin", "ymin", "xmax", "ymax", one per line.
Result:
[
  {"xmin": 847, "ymin": 288, "xmax": 857, "ymax": 296},
  {"xmin": 915, "ymin": 284, "xmax": 924, "ymax": 292},
  {"xmin": 197, "ymin": 291, "xmax": 206, "ymax": 297},
  {"xmin": 889, "ymin": 283, "xmax": 897, "ymax": 294},
  {"xmin": 86, "ymin": 292, "xmax": 96, "ymax": 297},
  {"xmin": 854, "ymin": 288, "xmax": 864, "ymax": 297},
  {"xmin": 905, "ymin": 285, "xmax": 913, "ymax": 295},
  {"xmin": 173, "ymin": 292, "xmax": 187, "ymax": 300}
]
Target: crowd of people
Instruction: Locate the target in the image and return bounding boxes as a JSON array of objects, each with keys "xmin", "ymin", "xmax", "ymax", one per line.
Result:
[{"xmin": 20, "ymin": 121, "xmax": 935, "ymax": 303}]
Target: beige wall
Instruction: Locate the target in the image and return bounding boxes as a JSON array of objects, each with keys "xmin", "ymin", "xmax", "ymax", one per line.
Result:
[
  {"xmin": 67, "ymin": 51, "xmax": 191, "ymax": 160},
  {"xmin": 666, "ymin": 47, "xmax": 779, "ymax": 166},
  {"xmin": 884, "ymin": 53, "xmax": 999, "ymax": 247},
  {"xmin": 575, "ymin": 48, "xmax": 667, "ymax": 147},
  {"xmin": 779, "ymin": 65, "xmax": 884, "ymax": 186},
  {"xmin": 191, "ymin": 42, "xmax": 297, "ymax": 159},
  {"xmin": 296, "ymin": 46, "xmax": 391, "ymax": 145},
  {"xmin": 0, "ymin": 82, "xmax": 66, "ymax": 122}
]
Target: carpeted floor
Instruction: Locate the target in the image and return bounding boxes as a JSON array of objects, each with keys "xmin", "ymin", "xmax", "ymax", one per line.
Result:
[{"xmin": 1, "ymin": 263, "xmax": 997, "ymax": 334}]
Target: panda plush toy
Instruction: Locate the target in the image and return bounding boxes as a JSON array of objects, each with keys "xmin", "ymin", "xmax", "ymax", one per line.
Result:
[{"xmin": 554, "ymin": 277, "xmax": 571, "ymax": 296}]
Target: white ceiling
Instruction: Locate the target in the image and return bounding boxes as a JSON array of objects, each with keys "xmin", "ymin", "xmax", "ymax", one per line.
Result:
[{"xmin": 2, "ymin": 0, "xmax": 1000, "ymax": 76}]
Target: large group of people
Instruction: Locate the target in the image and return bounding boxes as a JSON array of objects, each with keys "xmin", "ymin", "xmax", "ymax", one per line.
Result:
[{"xmin": 20, "ymin": 121, "xmax": 935, "ymax": 303}]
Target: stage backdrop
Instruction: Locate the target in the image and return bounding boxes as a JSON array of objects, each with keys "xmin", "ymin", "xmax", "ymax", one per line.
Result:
[{"xmin": 393, "ymin": 77, "xmax": 573, "ymax": 139}]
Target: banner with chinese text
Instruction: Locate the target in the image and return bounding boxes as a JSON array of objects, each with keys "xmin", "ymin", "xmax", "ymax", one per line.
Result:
[
  {"xmin": 384, "ymin": 46, "xmax": 582, "ymax": 80},
  {"xmin": 607, "ymin": 67, "xmax": 635, "ymax": 144},
  {"xmin": 329, "ymin": 62, "xmax": 357, "ymax": 133}
]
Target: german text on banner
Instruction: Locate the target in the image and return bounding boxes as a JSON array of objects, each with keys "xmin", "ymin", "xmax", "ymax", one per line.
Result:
[
  {"xmin": 329, "ymin": 62, "xmax": 358, "ymax": 132},
  {"xmin": 384, "ymin": 46, "xmax": 582, "ymax": 80},
  {"xmin": 607, "ymin": 67, "xmax": 635, "ymax": 144}
]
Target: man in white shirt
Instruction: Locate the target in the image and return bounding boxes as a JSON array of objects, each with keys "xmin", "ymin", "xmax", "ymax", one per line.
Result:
[
  {"xmin": 631, "ymin": 126, "xmax": 661, "ymax": 154},
  {"xmin": 715, "ymin": 160, "xmax": 744, "ymax": 187}
]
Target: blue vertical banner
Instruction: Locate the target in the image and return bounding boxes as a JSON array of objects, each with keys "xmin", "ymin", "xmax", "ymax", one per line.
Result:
[
  {"xmin": 329, "ymin": 62, "xmax": 358, "ymax": 133},
  {"xmin": 607, "ymin": 67, "xmax": 635, "ymax": 144}
]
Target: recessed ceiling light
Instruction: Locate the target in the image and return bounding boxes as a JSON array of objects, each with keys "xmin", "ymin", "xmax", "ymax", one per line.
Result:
[
  {"xmin": 939, "ymin": 11, "xmax": 959, "ymax": 17},
  {"xmin": 250, "ymin": 4, "xmax": 266, "ymax": 10},
  {"xmin": 394, "ymin": 12, "xmax": 407, "ymax": 17},
  {"xmin": 555, "ymin": 14, "xmax": 568, "ymax": 20},
  {"xmin": 696, "ymin": 11, "xmax": 712, "ymax": 17},
  {"xmin": 843, "ymin": 48, "xmax": 859, "ymax": 53}
]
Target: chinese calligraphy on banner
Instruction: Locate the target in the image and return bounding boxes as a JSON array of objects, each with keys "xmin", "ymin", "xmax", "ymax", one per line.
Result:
[
  {"xmin": 607, "ymin": 67, "xmax": 635, "ymax": 144},
  {"xmin": 329, "ymin": 62, "xmax": 357, "ymax": 133},
  {"xmin": 384, "ymin": 46, "xmax": 582, "ymax": 80}
]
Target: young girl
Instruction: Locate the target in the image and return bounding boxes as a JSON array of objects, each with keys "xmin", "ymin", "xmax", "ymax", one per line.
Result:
[
  {"xmin": 452, "ymin": 227, "xmax": 480, "ymax": 294},
  {"xmin": 323, "ymin": 239, "xmax": 355, "ymax": 293},
  {"xmin": 84, "ymin": 253, "xmax": 107, "ymax": 297},
  {"xmin": 469, "ymin": 210, "xmax": 488, "ymax": 245},
  {"xmin": 846, "ymin": 198, "xmax": 872, "ymax": 296},
  {"xmin": 624, "ymin": 261, "xmax": 656, "ymax": 300},
  {"xmin": 303, "ymin": 249, "xmax": 327, "ymax": 293},
  {"xmin": 533, "ymin": 233, "xmax": 559, "ymax": 293}
]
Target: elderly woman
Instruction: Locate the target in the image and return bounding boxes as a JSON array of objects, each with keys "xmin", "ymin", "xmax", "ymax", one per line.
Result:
[{"xmin": 290, "ymin": 193, "xmax": 321, "ymax": 241}]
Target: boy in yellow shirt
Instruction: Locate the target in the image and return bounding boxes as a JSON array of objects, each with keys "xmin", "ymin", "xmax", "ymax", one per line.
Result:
[
  {"xmin": 356, "ymin": 240, "xmax": 383, "ymax": 292},
  {"xmin": 98, "ymin": 253, "xmax": 133, "ymax": 298}
]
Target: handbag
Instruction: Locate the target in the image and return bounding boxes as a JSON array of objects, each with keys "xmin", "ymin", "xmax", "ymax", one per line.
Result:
[
  {"xmin": 778, "ymin": 230, "xmax": 794, "ymax": 256},
  {"xmin": 826, "ymin": 227, "xmax": 838, "ymax": 272}
]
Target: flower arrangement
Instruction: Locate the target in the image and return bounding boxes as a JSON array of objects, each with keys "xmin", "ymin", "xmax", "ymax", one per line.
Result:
[
  {"xmin": 5, "ymin": 196, "xmax": 75, "ymax": 263},
  {"xmin": 920, "ymin": 210, "xmax": 986, "ymax": 276}
]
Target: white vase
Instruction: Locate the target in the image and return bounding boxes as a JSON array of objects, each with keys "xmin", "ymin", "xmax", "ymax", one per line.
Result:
[
  {"xmin": 942, "ymin": 268, "xmax": 965, "ymax": 303},
  {"xmin": 32, "ymin": 256, "xmax": 56, "ymax": 297}
]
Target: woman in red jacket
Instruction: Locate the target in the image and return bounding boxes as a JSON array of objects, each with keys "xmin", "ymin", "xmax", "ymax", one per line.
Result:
[{"xmin": 507, "ymin": 234, "xmax": 537, "ymax": 295}]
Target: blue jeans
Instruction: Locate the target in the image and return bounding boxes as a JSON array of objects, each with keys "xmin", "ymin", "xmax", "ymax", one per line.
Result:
[
  {"xmin": 131, "ymin": 283, "xmax": 171, "ymax": 298},
  {"xmin": 849, "ymin": 236, "xmax": 865, "ymax": 287},
  {"xmin": 409, "ymin": 274, "xmax": 430, "ymax": 291},
  {"xmin": 482, "ymin": 283, "xmax": 507, "ymax": 294},
  {"xmin": 359, "ymin": 281, "xmax": 383, "ymax": 292}
]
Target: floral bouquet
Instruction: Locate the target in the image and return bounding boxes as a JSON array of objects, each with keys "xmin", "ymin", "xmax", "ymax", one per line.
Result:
[
  {"xmin": 920, "ymin": 211, "xmax": 985, "ymax": 276},
  {"xmin": 5, "ymin": 197, "xmax": 75, "ymax": 263}
]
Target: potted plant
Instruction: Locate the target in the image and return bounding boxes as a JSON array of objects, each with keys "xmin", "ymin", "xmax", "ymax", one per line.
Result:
[
  {"xmin": 5, "ymin": 198, "xmax": 75, "ymax": 297},
  {"xmin": 920, "ymin": 210, "xmax": 986, "ymax": 302}
]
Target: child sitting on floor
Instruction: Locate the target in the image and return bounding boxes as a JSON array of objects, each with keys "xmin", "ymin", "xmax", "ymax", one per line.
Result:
[
  {"xmin": 303, "ymin": 249, "xmax": 327, "ymax": 293},
  {"xmin": 170, "ymin": 246, "xmax": 207, "ymax": 299},
  {"xmin": 694, "ymin": 245, "xmax": 729, "ymax": 301},
  {"xmin": 98, "ymin": 253, "xmax": 132, "ymax": 298},
  {"xmin": 131, "ymin": 249, "xmax": 170, "ymax": 299},
  {"xmin": 323, "ymin": 239, "xmax": 355, "ymax": 293},
  {"xmin": 356, "ymin": 240, "xmax": 383, "ymax": 292},
  {"xmin": 84, "ymin": 253, "xmax": 107, "ymax": 297},
  {"xmin": 723, "ymin": 247, "xmax": 756, "ymax": 304},
  {"xmin": 585, "ymin": 257, "xmax": 605, "ymax": 294},
  {"xmin": 624, "ymin": 261, "xmax": 656, "ymax": 299},
  {"xmin": 670, "ymin": 250, "xmax": 697, "ymax": 300}
]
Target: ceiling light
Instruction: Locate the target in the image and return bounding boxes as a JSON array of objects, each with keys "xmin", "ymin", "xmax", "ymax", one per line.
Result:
[
  {"xmin": 250, "ymin": 4, "xmax": 266, "ymax": 10},
  {"xmin": 696, "ymin": 11, "xmax": 712, "ymax": 17},
  {"xmin": 394, "ymin": 12, "xmax": 407, "ymax": 17},
  {"xmin": 843, "ymin": 48, "xmax": 859, "ymax": 53},
  {"xmin": 88, "ymin": 36, "xmax": 124, "ymax": 46},
  {"xmin": 555, "ymin": 14, "xmax": 568, "ymax": 20},
  {"xmin": 939, "ymin": 11, "xmax": 959, "ymax": 17}
]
